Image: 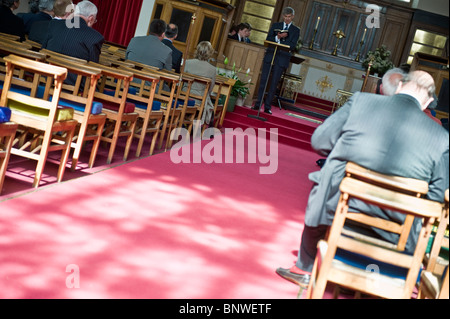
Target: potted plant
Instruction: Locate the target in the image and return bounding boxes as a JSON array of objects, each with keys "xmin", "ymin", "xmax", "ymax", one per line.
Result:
[
  {"xmin": 362, "ymin": 45, "xmax": 394, "ymax": 77},
  {"xmin": 218, "ymin": 58, "xmax": 252, "ymax": 111}
]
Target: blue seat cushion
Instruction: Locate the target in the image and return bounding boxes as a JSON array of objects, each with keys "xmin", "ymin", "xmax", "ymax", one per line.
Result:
[
  {"xmin": 57, "ymin": 98, "xmax": 103, "ymax": 115},
  {"xmin": 1, "ymin": 83, "xmax": 102, "ymax": 115},
  {"xmin": 173, "ymin": 99, "xmax": 196, "ymax": 108},
  {"xmin": 134, "ymin": 100, "xmax": 162, "ymax": 111},
  {"xmin": 0, "ymin": 106, "xmax": 11, "ymax": 123},
  {"xmin": 334, "ymin": 248, "xmax": 410, "ymax": 280}
]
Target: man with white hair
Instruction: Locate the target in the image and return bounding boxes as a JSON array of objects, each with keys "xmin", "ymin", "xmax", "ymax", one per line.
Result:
[
  {"xmin": 276, "ymin": 71, "xmax": 449, "ymax": 289},
  {"xmin": 43, "ymin": 0, "xmax": 103, "ymax": 62}
]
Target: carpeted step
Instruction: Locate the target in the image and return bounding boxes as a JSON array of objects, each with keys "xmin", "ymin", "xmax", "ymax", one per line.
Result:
[
  {"xmin": 296, "ymin": 93, "xmax": 335, "ymax": 113},
  {"xmin": 223, "ymin": 117, "xmax": 314, "ymax": 152}
]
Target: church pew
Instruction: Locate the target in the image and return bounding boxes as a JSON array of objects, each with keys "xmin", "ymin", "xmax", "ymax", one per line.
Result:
[{"xmin": 0, "ymin": 54, "xmax": 78, "ymax": 188}]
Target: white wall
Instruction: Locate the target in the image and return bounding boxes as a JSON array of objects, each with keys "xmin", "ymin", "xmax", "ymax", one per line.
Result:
[{"xmin": 134, "ymin": 0, "xmax": 155, "ymax": 37}]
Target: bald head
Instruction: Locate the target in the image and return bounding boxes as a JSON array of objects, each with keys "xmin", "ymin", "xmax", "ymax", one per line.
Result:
[{"xmin": 396, "ymin": 71, "xmax": 435, "ymax": 110}]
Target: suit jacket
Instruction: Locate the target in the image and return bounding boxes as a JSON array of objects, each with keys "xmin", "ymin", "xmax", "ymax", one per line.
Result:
[
  {"xmin": 126, "ymin": 35, "xmax": 172, "ymax": 71},
  {"xmin": 305, "ymin": 92, "xmax": 449, "ymax": 253},
  {"xmin": 20, "ymin": 11, "xmax": 52, "ymax": 34},
  {"xmin": 0, "ymin": 5, "xmax": 26, "ymax": 41},
  {"xmin": 228, "ymin": 33, "xmax": 251, "ymax": 43},
  {"xmin": 183, "ymin": 59, "xmax": 216, "ymax": 125},
  {"xmin": 162, "ymin": 38, "xmax": 182, "ymax": 73},
  {"xmin": 42, "ymin": 18, "xmax": 104, "ymax": 62},
  {"xmin": 264, "ymin": 22, "xmax": 300, "ymax": 68},
  {"xmin": 28, "ymin": 19, "xmax": 52, "ymax": 44}
]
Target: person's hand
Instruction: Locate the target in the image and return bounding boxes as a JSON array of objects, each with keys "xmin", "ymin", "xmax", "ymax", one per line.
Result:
[{"xmin": 277, "ymin": 32, "xmax": 288, "ymax": 39}]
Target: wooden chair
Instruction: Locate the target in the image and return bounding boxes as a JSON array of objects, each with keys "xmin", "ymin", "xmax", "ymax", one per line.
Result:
[
  {"xmin": 1, "ymin": 44, "xmax": 47, "ymax": 81},
  {"xmin": 213, "ymin": 75, "xmax": 236, "ymax": 128},
  {"xmin": 113, "ymin": 66, "xmax": 162, "ymax": 157},
  {"xmin": 418, "ymin": 189, "xmax": 449, "ymax": 299},
  {"xmin": 118, "ymin": 65, "xmax": 179, "ymax": 151},
  {"xmin": 0, "ymin": 32, "xmax": 21, "ymax": 42},
  {"xmin": 306, "ymin": 162, "xmax": 443, "ymax": 299},
  {"xmin": 0, "ymin": 120, "xmax": 18, "ymax": 194},
  {"xmin": 179, "ymin": 72, "xmax": 212, "ymax": 138},
  {"xmin": 40, "ymin": 49, "xmax": 88, "ymax": 65},
  {"xmin": 0, "ymin": 54, "xmax": 78, "ymax": 188},
  {"xmin": 45, "ymin": 57, "xmax": 107, "ymax": 170},
  {"xmin": 87, "ymin": 62, "xmax": 138, "ymax": 164}
]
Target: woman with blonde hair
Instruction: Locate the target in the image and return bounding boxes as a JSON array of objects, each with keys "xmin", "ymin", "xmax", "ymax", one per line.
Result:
[{"xmin": 183, "ymin": 41, "xmax": 216, "ymax": 126}]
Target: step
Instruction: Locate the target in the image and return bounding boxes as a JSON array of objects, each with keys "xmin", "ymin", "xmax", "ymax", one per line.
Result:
[
  {"xmin": 232, "ymin": 106, "xmax": 318, "ymax": 134},
  {"xmin": 223, "ymin": 118, "xmax": 314, "ymax": 152},
  {"xmin": 224, "ymin": 111, "xmax": 315, "ymax": 141}
]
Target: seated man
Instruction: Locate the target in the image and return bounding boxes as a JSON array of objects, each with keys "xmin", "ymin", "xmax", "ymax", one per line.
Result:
[
  {"xmin": 276, "ymin": 71, "xmax": 449, "ymax": 289},
  {"xmin": 28, "ymin": 0, "xmax": 74, "ymax": 44},
  {"xmin": 42, "ymin": 0, "xmax": 103, "ymax": 62},
  {"xmin": 42, "ymin": 0, "xmax": 104, "ymax": 84},
  {"xmin": 20, "ymin": 0, "xmax": 55, "ymax": 34},
  {"xmin": 162, "ymin": 23, "xmax": 183, "ymax": 73},
  {"xmin": 126, "ymin": 19, "xmax": 172, "ymax": 71},
  {"xmin": 228, "ymin": 22, "xmax": 252, "ymax": 43},
  {"xmin": 0, "ymin": 0, "xmax": 26, "ymax": 41}
]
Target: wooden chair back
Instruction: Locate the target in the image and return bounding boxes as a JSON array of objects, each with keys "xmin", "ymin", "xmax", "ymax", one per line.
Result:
[
  {"xmin": 110, "ymin": 65, "xmax": 161, "ymax": 157},
  {"xmin": 0, "ymin": 54, "xmax": 78, "ymax": 187},
  {"xmin": 418, "ymin": 189, "xmax": 449, "ymax": 299},
  {"xmin": 306, "ymin": 162, "xmax": 442, "ymax": 299},
  {"xmin": 0, "ymin": 121, "xmax": 18, "ymax": 194},
  {"xmin": 212, "ymin": 75, "xmax": 235, "ymax": 127},
  {"xmin": 46, "ymin": 57, "xmax": 107, "ymax": 170},
  {"xmin": 86, "ymin": 62, "xmax": 138, "ymax": 164}
]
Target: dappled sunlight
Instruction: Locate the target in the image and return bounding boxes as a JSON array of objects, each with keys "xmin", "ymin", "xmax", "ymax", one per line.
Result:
[{"xmin": 0, "ymin": 140, "xmax": 319, "ymax": 298}]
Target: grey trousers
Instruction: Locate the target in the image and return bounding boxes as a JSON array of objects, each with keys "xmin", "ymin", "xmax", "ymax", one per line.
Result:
[{"xmin": 295, "ymin": 225, "xmax": 329, "ymax": 272}]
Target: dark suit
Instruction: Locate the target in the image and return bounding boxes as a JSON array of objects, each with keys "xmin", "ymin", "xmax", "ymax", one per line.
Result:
[
  {"xmin": 42, "ymin": 18, "xmax": 104, "ymax": 84},
  {"xmin": 255, "ymin": 22, "xmax": 300, "ymax": 111},
  {"xmin": 162, "ymin": 38, "xmax": 183, "ymax": 73},
  {"xmin": 0, "ymin": 5, "xmax": 26, "ymax": 42},
  {"xmin": 228, "ymin": 33, "xmax": 251, "ymax": 43},
  {"xmin": 43, "ymin": 18, "xmax": 104, "ymax": 62},
  {"xmin": 296, "ymin": 92, "xmax": 449, "ymax": 271},
  {"xmin": 28, "ymin": 19, "xmax": 52, "ymax": 44},
  {"xmin": 19, "ymin": 11, "xmax": 52, "ymax": 34}
]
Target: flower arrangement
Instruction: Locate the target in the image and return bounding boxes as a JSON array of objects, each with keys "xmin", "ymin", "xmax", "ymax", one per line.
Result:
[
  {"xmin": 217, "ymin": 57, "xmax": 253, "ymax": 98},
  {"xmin": 361, "ymin": 45, "xmax": 394, "ymax": 77}
]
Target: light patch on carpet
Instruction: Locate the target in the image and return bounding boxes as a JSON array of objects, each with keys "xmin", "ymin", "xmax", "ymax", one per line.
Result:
[{"xmin": 285, "ymin": 113, "xmax": 323, "ymax": 124}]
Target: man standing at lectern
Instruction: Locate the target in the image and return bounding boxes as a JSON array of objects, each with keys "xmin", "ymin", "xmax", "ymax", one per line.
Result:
[{"xmin": 253, "ymin": 7, "xmax": 300, "ymax": 114}]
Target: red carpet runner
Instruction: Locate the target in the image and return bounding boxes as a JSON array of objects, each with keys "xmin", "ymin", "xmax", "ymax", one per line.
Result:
[{"xmin": 0, "ymin": 131, "xmax": 322, "ymax": 298}]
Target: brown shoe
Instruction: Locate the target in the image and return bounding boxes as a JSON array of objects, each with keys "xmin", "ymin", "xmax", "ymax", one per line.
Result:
[{"xmin": 276, "ymin": 267, "xmax": 310, "ymax": 288}]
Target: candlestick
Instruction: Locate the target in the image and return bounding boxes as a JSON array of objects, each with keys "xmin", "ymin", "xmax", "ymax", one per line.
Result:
[
  {"xmin": 315, "ymin": 17, "xmax": 320, "ymax": 30},
  {"xmin": 355, "ymin": 39, "xmax": 364, "ymax": 62},
  {"xmin": 309, "ymin": 29, "xmax": 318, "ymax": 50},
  {"xmin": 361, "ymin": 28, "xmax": 367, "ymax": 42}
]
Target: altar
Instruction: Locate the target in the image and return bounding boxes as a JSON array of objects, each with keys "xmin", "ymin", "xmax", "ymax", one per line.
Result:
[{"xmin": 287, "ymin": 51, "xmax": 366, "ymax": 102}]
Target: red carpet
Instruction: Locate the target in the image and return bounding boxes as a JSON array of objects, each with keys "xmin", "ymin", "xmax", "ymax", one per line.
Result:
[{"xmin": 0, "ymin": 131, "xmax": 323, "ymax": 299}]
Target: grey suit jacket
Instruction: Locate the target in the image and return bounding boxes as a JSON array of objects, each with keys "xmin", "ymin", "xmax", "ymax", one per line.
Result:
[
  {"xmin": 126, "ymin": 35, "xmax": 172, "ymax": 71},
  {"xmin": 305, "ymin": 92, "xmax": 449, "ymax": 252}
]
